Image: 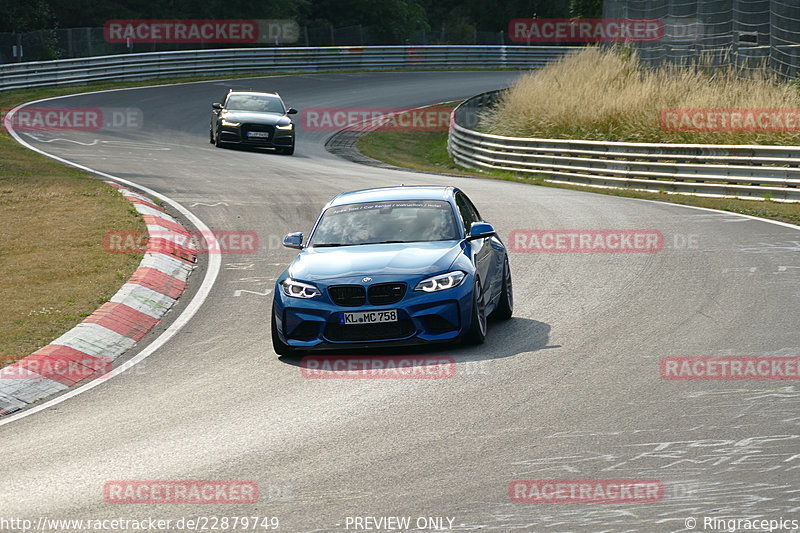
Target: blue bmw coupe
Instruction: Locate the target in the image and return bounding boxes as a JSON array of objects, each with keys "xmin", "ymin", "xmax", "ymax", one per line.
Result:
[{"xmin": 271, "ymin": 186, "xmax": 512, "ymax": 355}]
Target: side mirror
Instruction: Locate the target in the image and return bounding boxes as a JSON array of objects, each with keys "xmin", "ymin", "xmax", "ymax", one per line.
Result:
[
  {"xmin": 283, "ymin": 232, "xmax": 303, "ymax": 249},
  {"xmin": 286, "ymin": 108, "xmax": 298, "ymax": 115},
  {"xmin": 212, "ymin": 102, "xmax": 223, "ymax": 110},
  {"xmin": 467, "ymin": 222, "xmax": 495, "ymax": 241}
]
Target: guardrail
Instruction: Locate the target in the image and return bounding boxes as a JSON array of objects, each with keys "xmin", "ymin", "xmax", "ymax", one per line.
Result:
[
  {"xmin": 448, "ymin": 90, "xmax": 800, "ymax": 202},
  {"xmin": 0, "ymin": 45, "xmax": 582, "ymax": 92}
]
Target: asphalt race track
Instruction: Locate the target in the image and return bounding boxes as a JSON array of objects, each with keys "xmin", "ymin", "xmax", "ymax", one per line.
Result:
[{"xmin": 2, "ymin": 71, "xmax": 799, "ymax": 532}]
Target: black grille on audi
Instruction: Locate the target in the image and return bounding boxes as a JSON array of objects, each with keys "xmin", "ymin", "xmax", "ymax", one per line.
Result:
[
  {"xmin": 367, "ymin": 282, "xmax": 406, "ymax": 305},
  {"xmin": 328, "ymin": 285, "xmax": 366, "ymax": 306},
  {"xmin": 241, "ymin": 124, "xmax": 274, "ymax": 141}
]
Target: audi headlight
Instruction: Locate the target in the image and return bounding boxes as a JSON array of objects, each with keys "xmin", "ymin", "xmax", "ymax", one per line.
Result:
[
  {"xmin": 276, "ymin": 123, "xmax": 294, "ymax": 130},
  {"xmin": 281, "ymin": 279, "xmax": 321, "ymax": 299},
  {"xmin": 221, "ymin": 119, "xmax": 240, "ymax": 127},
  {"xmin": 414, "ymin": 271, "xmax": 466, "ymax": 293}
]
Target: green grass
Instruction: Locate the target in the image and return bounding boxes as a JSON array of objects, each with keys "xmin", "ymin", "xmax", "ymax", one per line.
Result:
[{"xmin": 358, "ymin": 131, "xmax": 454, "ymax": 171}]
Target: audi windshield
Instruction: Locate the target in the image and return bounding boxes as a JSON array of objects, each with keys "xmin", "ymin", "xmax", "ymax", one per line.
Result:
[{"xmin": 224, "ymin": 94, "xmax": 285, "ymax": 114}]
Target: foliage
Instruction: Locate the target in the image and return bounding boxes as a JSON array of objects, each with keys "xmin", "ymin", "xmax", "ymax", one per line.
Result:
[
  {"xmin": 0, "ymin": 0, "xmax": 58, "ymax": 32},
  {"xmin": 569, "ymin": 0, "xmax": 602, "ymax": 18},
  {"xmin": 0, "ymin": 0, "xmax": 573, "ymax": 36}
]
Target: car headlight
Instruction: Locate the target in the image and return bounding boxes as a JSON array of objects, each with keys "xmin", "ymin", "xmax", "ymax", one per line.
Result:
[
  {"xmin": 281, "ymin": 278, "xmax": 320, "ymax": 299},
  {"xmin": 221, "ymin": 119, "xmax": 240, "ymax": 127},
  {"xmin": 275, "ymin": 123, "xmax": 294, "ymax": 130},
  {"xmin": 414, "ymin": 271, "xmax": 466, "ymax": 293}
]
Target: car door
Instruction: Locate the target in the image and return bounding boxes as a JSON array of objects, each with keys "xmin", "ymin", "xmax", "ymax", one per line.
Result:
[
  {"xmin": 456, "ymin": 192, "xmax": 492, "ymax": 295},
  {"xmin": 458, "ymin": 192, "xmax": 504, "ymax": 303}
]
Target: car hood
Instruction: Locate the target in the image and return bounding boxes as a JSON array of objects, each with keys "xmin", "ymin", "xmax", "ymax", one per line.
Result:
[
  {"xmin": 221, "ymin": 110, "xmax": 290, "ymax": 126},
  {"xmin": 288, "ymin": 241, "xmax": 463, "ymax": 282}
]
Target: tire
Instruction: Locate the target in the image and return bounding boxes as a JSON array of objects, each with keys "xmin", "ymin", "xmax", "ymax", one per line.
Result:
[
  {"xmin": 277, "ymin": 144, "xmax": 294, "ymax": 155},
  {"xmin": 465, "ymin": 279, "xmax": 487, "ymax": 345},
  {"xmin": 493, "ymin": 256, "xmax": 513, "ymax": 320},
  {"xmin": 209, "ymin": 129, "xmax": 214, "ymax": 144},
  {"xmin": 214, "ymin": 131, "xmax": 223, "ymax": 148},
  {"xmin": 271, "ymin": 305, "xmax": 295, "ymax": 357}
]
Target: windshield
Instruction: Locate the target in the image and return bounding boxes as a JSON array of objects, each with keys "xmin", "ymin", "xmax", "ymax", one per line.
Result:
[
  {"xmin": 225, "ymin": 94, "xmax": 285, "ymax": 114},
  {"xmin": 309, "ymin": 200, "xmax": 460, "ymax": 247}
]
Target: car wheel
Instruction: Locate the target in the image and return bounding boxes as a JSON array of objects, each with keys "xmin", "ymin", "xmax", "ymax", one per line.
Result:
[
  {"xmin": 278, "ymin": 144, "xmax": 295, "ymax": 155},
  {"xmin": 214, "ymin": 131, "xmax": 223, "ymax": 148},
  {"xmin": 493, "ymin": 256, "xmax": 513, "ymax": 320},
  {"xmin": 271, "ymin": 305, "xmax": 295, "ymax": 357},
  {"xmin": 465, "ymin": 279, "xmax": 487, "ymax": 345},
  {"xmin": 209, "ymin": 128, "xmax": 214, "ymax": 144}
]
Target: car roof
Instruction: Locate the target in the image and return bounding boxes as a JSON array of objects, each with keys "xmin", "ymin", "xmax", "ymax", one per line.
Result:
[
  {"xmin": 326, "ymin": 186, "xmax": 458, "ymax": 207},
  {"xmin": 227, "ymin": 90, "xmax": 281, "ymax": 98}
]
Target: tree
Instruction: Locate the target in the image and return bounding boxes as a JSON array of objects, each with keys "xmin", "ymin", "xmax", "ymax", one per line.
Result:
[
  {"xmin": 308, "ymin": 0, "xmax": 428, "ymax": 43},
  {"xmin": 570, "ymin": 0, "xmax": 603, "ymax": 19},
  {"xmin": 420, "ymin": 0, "xmax": 571, "ymax": 32},
  {"xmin": 0, "ymin": 0, "xmax": 57, "ymax": 32}
]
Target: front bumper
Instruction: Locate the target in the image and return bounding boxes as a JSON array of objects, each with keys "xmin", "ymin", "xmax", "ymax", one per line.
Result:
[
  {"xmin": 219, "ymin": 123, "xmax": 294, "ymax": 147},
  {"xmin": 273, "ymin": 278, "xmax": 474, "ymax": 350}
]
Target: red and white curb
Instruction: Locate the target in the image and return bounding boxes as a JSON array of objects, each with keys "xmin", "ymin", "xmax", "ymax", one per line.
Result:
[{"xmin": 0, "ymin": 182, "xmax": 197, "ymax": 415}]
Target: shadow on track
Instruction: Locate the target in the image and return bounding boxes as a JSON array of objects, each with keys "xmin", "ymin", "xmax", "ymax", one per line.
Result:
[{"xmin": 277, "ymin": 316, "xmax": 557, "ymax": 369}]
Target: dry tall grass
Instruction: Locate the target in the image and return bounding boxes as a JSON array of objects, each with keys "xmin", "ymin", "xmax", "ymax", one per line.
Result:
[{"xmin": 481, "ymin": 46, "xmax": 800, "ymax": 145}]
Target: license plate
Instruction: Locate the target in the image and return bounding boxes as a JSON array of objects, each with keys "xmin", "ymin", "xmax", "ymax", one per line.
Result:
[
  {"xmin": 247, "ymin": 131, "xmax": 270, "ymax": 138},
  {"xmin": 340, "ymin": 310, "xmax": 398, "ymax": 325}
]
